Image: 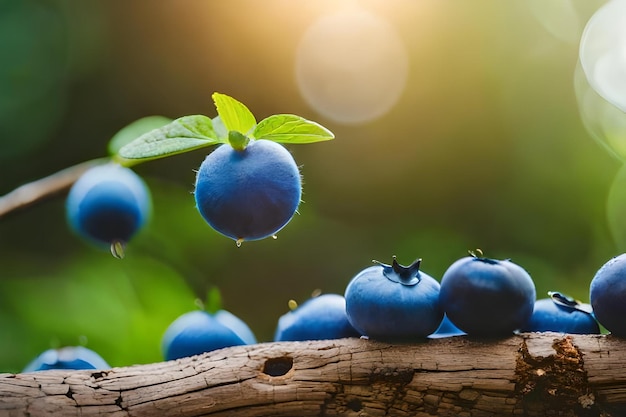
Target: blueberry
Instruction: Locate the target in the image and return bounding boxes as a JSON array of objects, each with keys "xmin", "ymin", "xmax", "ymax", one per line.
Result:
[
  {"xmin": 439, "ymin": 250, "xmax": 536, "ymax": 337},
  {"xmin": 162, "ymin": 310, "xmax": 251, "ymax": 361},
  {"xmin": 274, "ymin": 293, "xmax": 360, "ymax": 341},
  {"xmin": 521, "ymin": 291, "xmax": 600, "ymax": 334},
  {"xmin": 590, "ymin": 253, "xmax": 626, "ymax": 337},
  {"xmin": 344, "ymin": 257, "xmax": 443, "ymax": 341},
  {"xmin": 213, "ymin": 309, "xmax": 257, "ymax": 345},
  {"xmin": 22, "ymin": 346, "xmax": 110, "ymax": 372},
  {"xmin": 194, "ymin": 139, "xmax": 301, "ymax": 244},
  {"xmin": 66, "ymin": 163, "xmax": 151, "ymax": 254},
  {"xmin": 428, "ymin": 314, "xmax": 466, "ymax": 339}
]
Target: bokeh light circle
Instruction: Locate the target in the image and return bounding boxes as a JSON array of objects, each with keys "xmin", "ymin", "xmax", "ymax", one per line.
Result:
[
  {"xmin": 574, "ymin": 61, "xmax": 626, "ymax": 160},
  {"xmin": 295, "ymin": 7, "xmax": 409, "ymax": 125},
  {"xmin": 607, "ymin": 163, "xmax": 626, "ymax": 251},
  {"xmin": 579, "ymin": 0, "xmax": 626, "ymax": 112},
  {"xmin": 528, "ymin": 0, "xmax": 581, "ymax": 44}
]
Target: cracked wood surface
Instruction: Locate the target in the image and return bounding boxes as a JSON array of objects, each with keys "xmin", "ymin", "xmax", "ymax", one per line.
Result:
[{"xmin": 0, "ymin": 333, "xmax": 624, "ymax": 416}]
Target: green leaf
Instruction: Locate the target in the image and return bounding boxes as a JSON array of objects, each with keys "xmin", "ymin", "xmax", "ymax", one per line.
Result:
[
  {"xmin": 212, "ymin": 116, "xmax": 228, "ymax": 140},
  {"xmin": 117, "ymin": 115, "xmax": 221, "ymax": 161},
  {"xmin": 107, "ymin": 116, "xmax": 172, "ymax": 156},
  {"xmin": 212, "ymin": 92, "xmax": 256, "ymax": 134},
  {"xmin": 254, "ymin": 114, "xmax": 335, "ymax": 144}
]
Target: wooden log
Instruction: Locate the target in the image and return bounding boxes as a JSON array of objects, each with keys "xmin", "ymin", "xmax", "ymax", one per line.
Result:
[{"xmin": 0, "ymin": 333, "xmax": 623, "ymax": 416}]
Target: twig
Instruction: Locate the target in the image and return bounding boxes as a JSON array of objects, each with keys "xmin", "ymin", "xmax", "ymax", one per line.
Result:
[{"xmin": 0, "ymin": 158, "xmax": 107, "ymax": 218}]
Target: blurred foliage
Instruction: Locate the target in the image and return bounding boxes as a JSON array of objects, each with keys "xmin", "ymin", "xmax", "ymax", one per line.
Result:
[{"xmin": 0, "ymin": 0, "xmax": 622, "ymax": 372}]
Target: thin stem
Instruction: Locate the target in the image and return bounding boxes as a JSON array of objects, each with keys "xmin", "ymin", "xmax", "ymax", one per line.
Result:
[
  {"xmin": 0, "ymin": 158, "xmax": 108, "ymax": 219},
  {"xmin": 228, "ymin": 131, "xmax": 250, "ymax": 151}
]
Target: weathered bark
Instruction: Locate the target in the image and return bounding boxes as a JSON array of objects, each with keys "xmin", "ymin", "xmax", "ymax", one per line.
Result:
[{"xmin": 0, "ymin": 333, "xmax": 623, "ymax": 416}]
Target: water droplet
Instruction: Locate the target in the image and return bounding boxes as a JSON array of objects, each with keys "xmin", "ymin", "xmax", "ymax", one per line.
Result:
[
  {"xmin": 110, "ymin": 240, "xmax": 126, "ymax": 259},
  {"xmin": 236, "ymin": 238, "xmax": 243, "ymax": 247}
]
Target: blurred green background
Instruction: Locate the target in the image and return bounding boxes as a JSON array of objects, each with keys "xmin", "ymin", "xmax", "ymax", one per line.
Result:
[{"xmin": 0, "ymin": 0, "xmax": 622, "ymax": 372}]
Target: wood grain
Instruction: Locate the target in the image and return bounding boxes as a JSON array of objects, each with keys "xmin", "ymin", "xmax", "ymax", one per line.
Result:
[{"xmin": 0, "ymin": 333, "xmax": 623, "ymax": 416}]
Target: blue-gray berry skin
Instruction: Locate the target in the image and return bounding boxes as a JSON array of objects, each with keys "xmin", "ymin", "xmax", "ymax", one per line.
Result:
[
  {"xmin": 439, "ymin": 255, "xmax": 536, "ymax": 337},
  {"xmin": 213, "ymin": 309, "xmax": 257, "ymax": 345},
  {"xmin": 590, "ymin": 254, "xmax": 626, "ymax": 337},
  {"xmin": 161, "ymin": 310, "xmax": 249, "ymax": 361},
  {"xmin": 23, "ymin": 346, "xmax": 110, "ymax": 372},
  {"xmin": 194, "ymin": 139, "xmax": 301, "ymax": 242},
  {"xmin": 66, "ymin": 164, "xmax": 151, "ymax": 247},
  {"xmin": 344, "ymin": 258, "xmax": 443, "ymax": 341},
  {"xmin": 274, "ymin": 294, "xmax": 360, "ymax": 342},
  {"xmin": 521, "ymin": 295, "xmax": 600, "ymax": 334}
]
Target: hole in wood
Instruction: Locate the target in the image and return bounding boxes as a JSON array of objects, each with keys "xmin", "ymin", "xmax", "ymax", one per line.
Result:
[
  {"xmin": 262, "ymin": 356, "xmax": 293, "ymax": 377},
  {"xmin": 346, "ymin": 398, "xmax": 363, "ymax": 411},
  {"xmin": 90, "ymin": 371, "xmax": 108, "ymax": 380}
]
